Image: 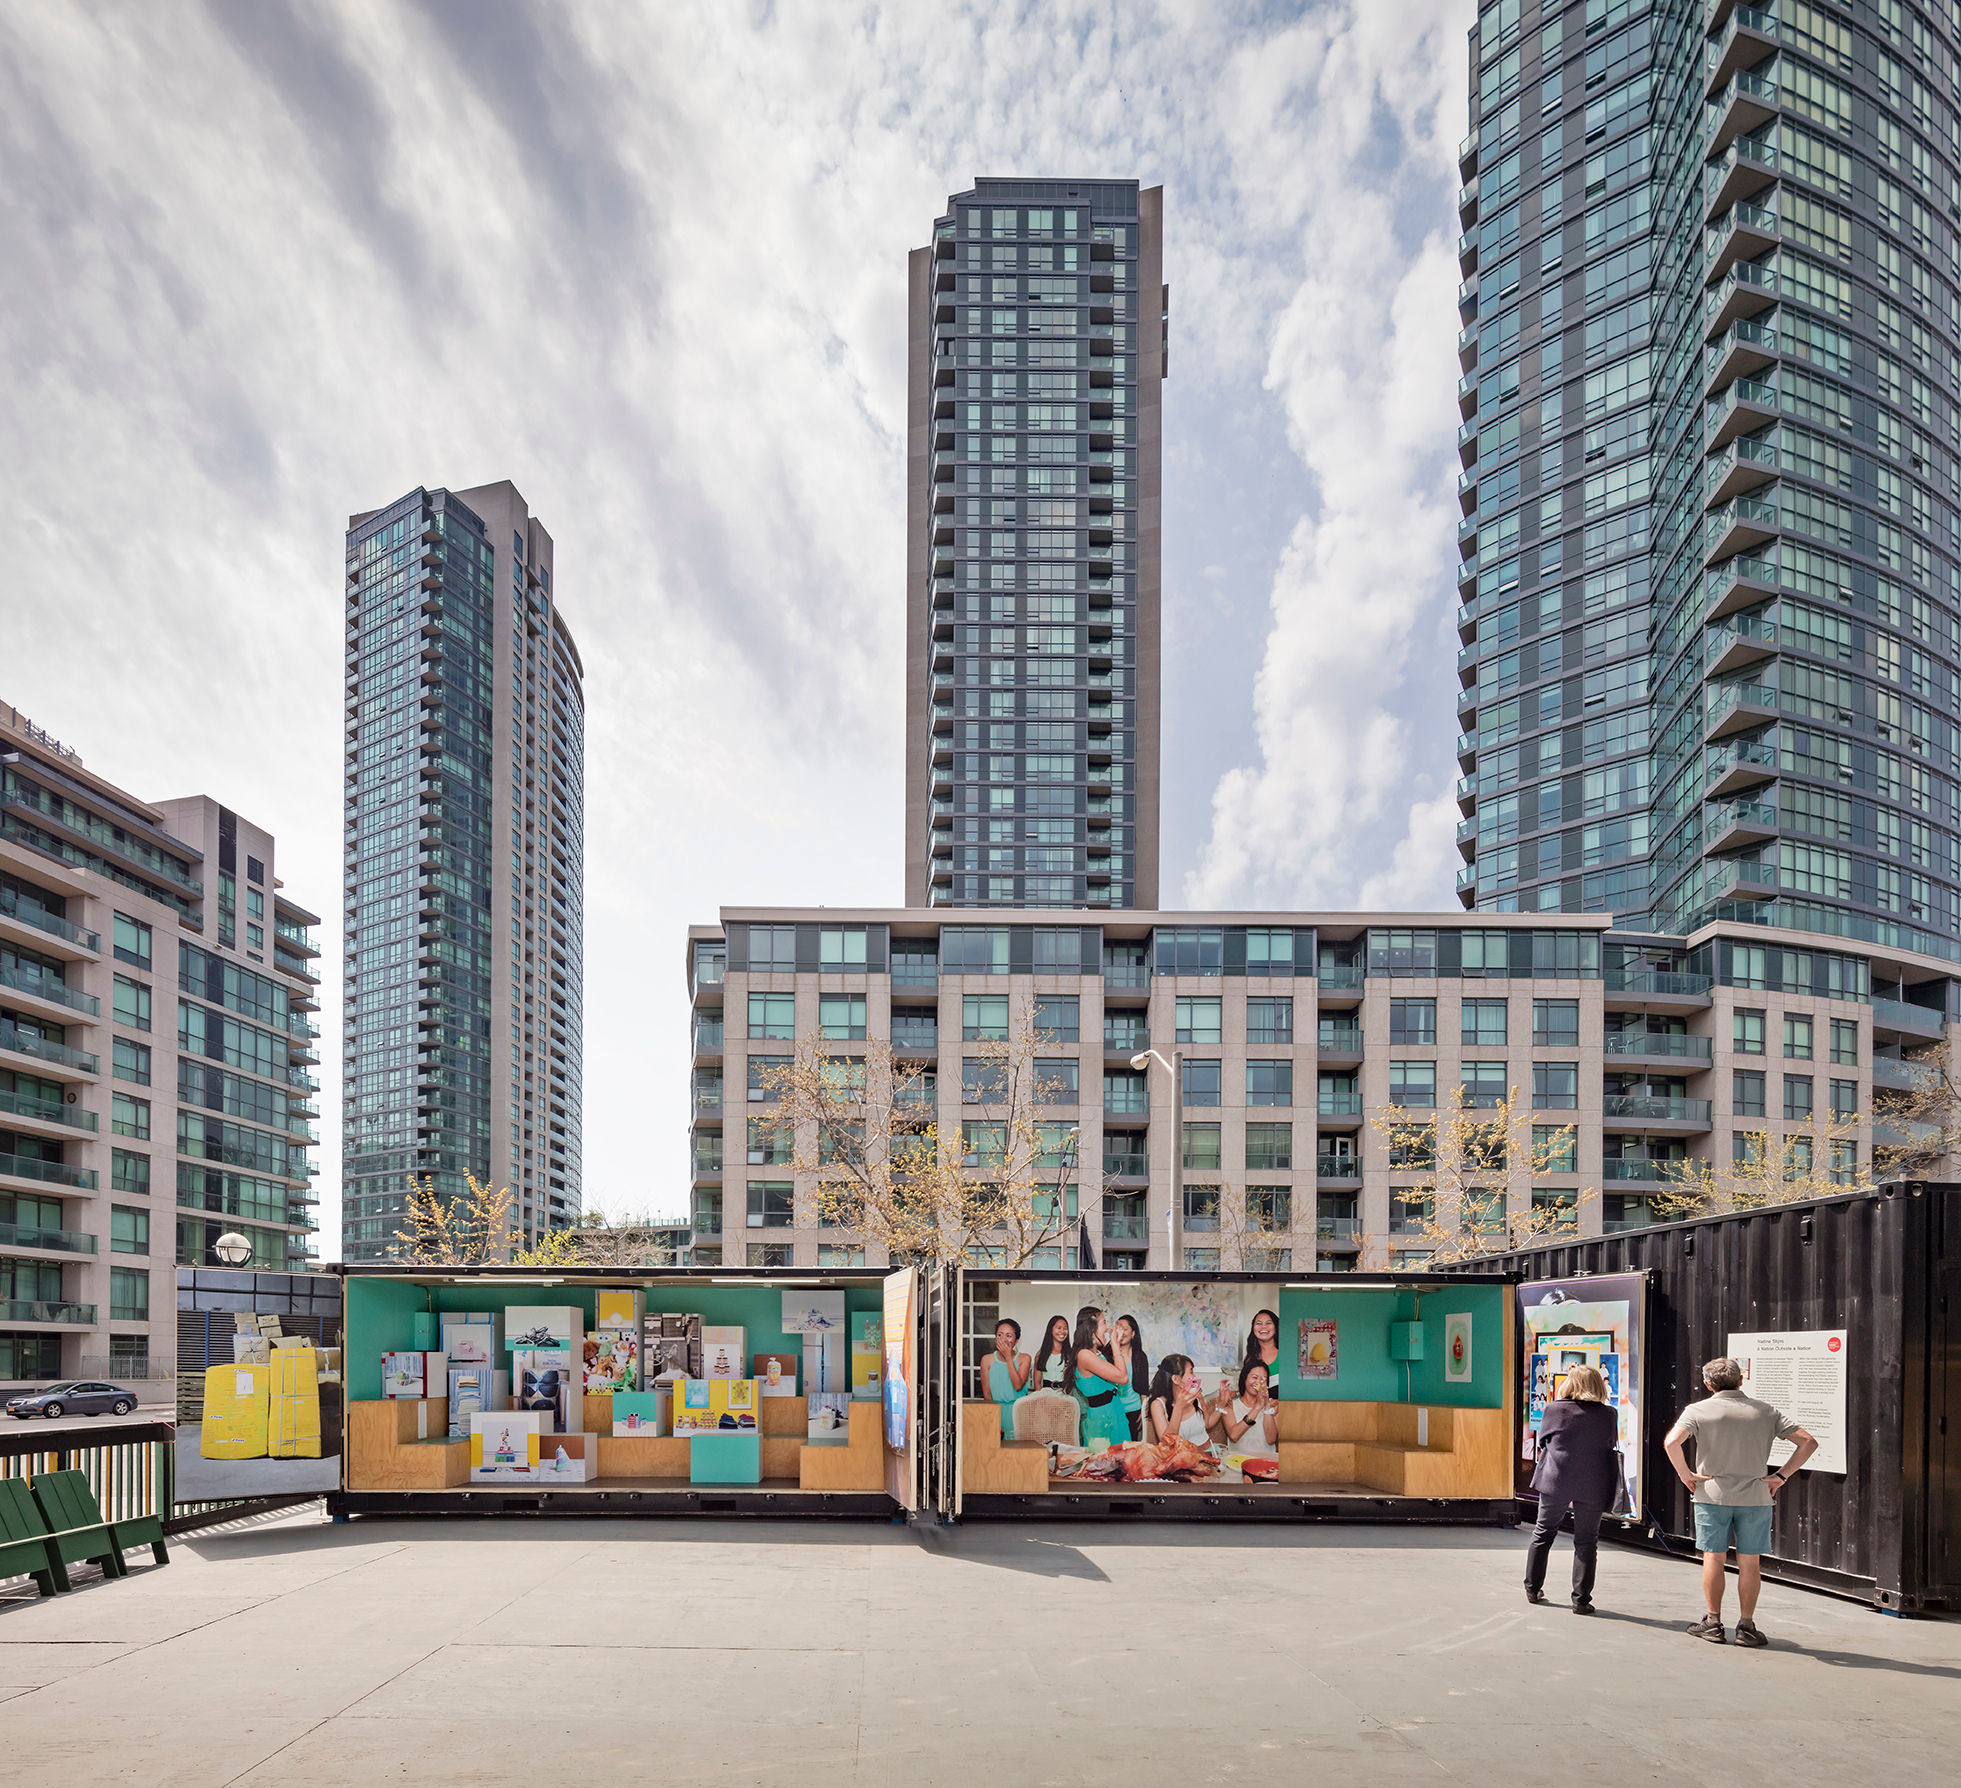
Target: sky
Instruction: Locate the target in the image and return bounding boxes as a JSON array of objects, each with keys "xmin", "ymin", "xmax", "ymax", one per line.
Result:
[{"xmin": 0, "ymin": 0, "xmax": 1475, "ymax": 1249}]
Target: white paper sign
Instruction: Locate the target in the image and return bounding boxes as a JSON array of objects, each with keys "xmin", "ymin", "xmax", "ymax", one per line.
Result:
[{"xmin": 1725, "ymin": 1329, "xmax": 1848, "ymax": 1475}]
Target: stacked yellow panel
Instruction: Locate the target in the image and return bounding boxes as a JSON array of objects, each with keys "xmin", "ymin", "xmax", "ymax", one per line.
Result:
[
  {"xmin": 201, "ymin": 1363, "xmax": 269, "ymax": 1460},
  {"xmin": 267, "ymin": 1345, "xmax": 322, "ymax": 1459}
]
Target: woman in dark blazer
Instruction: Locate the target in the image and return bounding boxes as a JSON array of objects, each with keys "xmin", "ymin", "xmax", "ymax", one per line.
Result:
[{"xmin": 1524, "ymin": 1364, "xmax": 1621, "ymax": 1613}]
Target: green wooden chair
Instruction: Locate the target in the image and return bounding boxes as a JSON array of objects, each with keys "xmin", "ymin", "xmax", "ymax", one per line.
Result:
[
  {"xmin": 23, "ymin": 1471, "xmax": 129, "ymax": 1582},
  {"xmin": 34, "ymin": 1469, "xmax": 168, "ymax": 1571},
  {"xmin": 0, "ymin": 1478, "xmax": 70, "ymax": 1596}
]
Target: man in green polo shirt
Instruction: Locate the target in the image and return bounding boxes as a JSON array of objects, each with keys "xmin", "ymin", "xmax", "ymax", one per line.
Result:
[{"xmin": 1664, "ymin": 1357, "xmax": 1818, "ymax": 1648}]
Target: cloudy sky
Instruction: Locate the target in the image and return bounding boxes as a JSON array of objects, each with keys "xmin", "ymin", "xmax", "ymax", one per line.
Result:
[{"xmin": 2, "ymin": 0, "xmax": 1473, "ymax": 1245}]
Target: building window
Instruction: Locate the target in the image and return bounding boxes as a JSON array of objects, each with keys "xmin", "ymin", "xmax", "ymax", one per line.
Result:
[
  {"xmin": 748, "ymin": 993, "xmax": 795, "ymax": 1040},
  {"xmin": 1389, "ymin": 998, "xmax": 1437, "ymax": 1045},
  {"xmin": 1181, "ymin": 1059, "xmax": 1222, "ymax": 1106},
  {"xmin": 1244, "ymin": 1122, "xmax": 1293, "ymax": 1170},
  {"xmin": 961, "ymin": 1057, "xmax": 1007, "ymax": 1104},
  {"xmin": 1181, "ymin": 1124, "xmax": 1222, "ymax": 1171},
  {"xmin": 746, "ymin": 1181, "xmax": 794, "ymax": 1228},
  {"xmin": 1246, "ymin": 1061, "xmax": 1293, "ymax": 1107},
  {"xmin": 1245, "ymin": 929, "xmax": 1297, "ymax": 976},
  {"xmin": 111, "ymin": 1206, "xmax": 149, "ymax": 1255},
  {"xmin": 746, "ymin": 1118, "xmax": 790, "ymax": 1166},
  {"xmin": 747, "ymin": 1244, "xmax": 792, "ymax": 1267},
  {"xmin": 112, "ymin": 975, "xmax": 151, "ymax": 1033},
  {"xmin": 1035, "ymin": 1058, "xmax": 1079, "ymax": 1104},
  {"xmin": 748, "ymin": 925, "xmax": 795, "ymax": 971},
  {"xmin": 1389, "ymin": 1191, "xmax": 1434, "ymax": 1235},
  {"xmin": 690, "ymin": 1246, "xmax": 723, "ymax": 1266},
  {"xmin": 963, "ymin": 1121, "xmax": 1008, "ymax": 1166},
  {"xmin": 1034, "ymin": 995, "xmax": 1079, "ymax": 1041},
  {"xmin": 1531, "ymin": 999, "xmax": 1579, "ymax": 1047},
  {"xmin": 1829, "ymin": 1077, "xmax": 1857, "ymax": 1118},
  {"xmin": 1462, "ymin": 998, "xmax": 1508, "ymax": 1047},
  {"xmin": 112, "ymin": 1039, "xmax": 151, "ymax": 1086},
  {"xmin": 692, "ymin": 1188, "xmax": 724, "ymax": 1231},
  {"xmin": 1182, "ymin": 1185, "xmax": 1221, "ymax": 1231},
  {"xmin": 111, "ymin": 1150, "xmax": 149, "ymax": 1195},
  {"xmin": 1155, "ymin": 927, "xmax": 1224, "ymax": 975},
  {"xmin": 1183, "ymin": 1248, "xmax": 1221, "ymax": 1271},
  {"xmin": 109, "ymin": 1266, "xmax": 149, "ymax": 1322},
  {"xmin": 111, "ymin": 1093, "xmax": 150, "ymax": 1139},
  {"xmin": 1245, "ymin": 1185, "xmax": 1291, "ymax": 1230},
  {"xmin": 1783, "ymin": 1015, "xmax": 1813, "ymax": 1060},
  {"xmin": 1390, "ymin": 1061, "xmax": 1437, "ymax": 1107},
  {"xmin": 1783, "ymin": 1075, "xmax": 1813, "ymax": 1121},
  {"xmin": 746, "ymin": 1056, "xmax": 789, "ymax": 1102},
  {"xmin": 891, "ymin": 1012, "xmax": 937, "ymax": 1052},
  {"xmin": 1733, "ymin": 1070, "xmax": 1766, "ymax": 1118},
  {"xmin": 1733, "ymin": 1009, "xmax": 1766, "ymax": 1055},
  {"xmin": 962, "ymin": 995, "xmax": 1009, "ymax": 1040},
  {"xmin": 817, "ymin": 1245, "xmax": 866, "ymax": 1267},
  {"xmin": 1531, "ymin": 1189, "xmax": 1579, "ymax": 1233},
  {"xmin": 818, "ymin": 995, "xmax": 866, "ymax": 1040},
  {"xmin": 1104, "ymin": 1068, "xmax": 1148, "ymax": 1114},
  {"xmin": 1462, "ymin": 1062, "xmax": 1508, "ymax": 1107},
  {"xmin": 1531, "ymin": 1063, "xmax": 1577, "ymax": 1109},
  {"xmin": 1246, "ymin": 997, "xmax": 1293, "ymax": 1044},
  {"xmin": 1174, "ymin": 997, "xmax": 1222, "ymax": 1044},
  {"xmin": 818, "ymin": 927, "xmax": 867, "ymax": 970},
  {"xmin": 112, "ymin": 913, "xmax": 152, "ymax": 969},
  {"xmin": 1829, "ymin": 1019, "xmax": 1858, "ymax": 1065},
  {"xmin": 1533, "ymin": 1124, "xmax": 1577, "ymax": 1173},
  {"xmin": 1104, "ymin": 1012, "xmax": 1146, "ymax": 1052}
]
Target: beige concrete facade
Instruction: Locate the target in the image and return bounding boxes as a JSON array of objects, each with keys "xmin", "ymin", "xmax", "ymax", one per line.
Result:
[
  {"xmin": 1, "ymin": 703, "xmax": 320, "ymax": 1388},
  {"xmin": 684, "ymin": 906, "xmax": 1955, "ymax": 1271}
]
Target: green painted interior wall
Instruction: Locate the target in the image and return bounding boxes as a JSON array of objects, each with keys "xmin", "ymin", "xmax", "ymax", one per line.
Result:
[
  {"xmin": 1273, "ymin": 1283, "xmax": 1505, "ymax": 1409},
  {"xmin": 346, "ymin": 1278, "xmax": 885, "ymax": 1400}
]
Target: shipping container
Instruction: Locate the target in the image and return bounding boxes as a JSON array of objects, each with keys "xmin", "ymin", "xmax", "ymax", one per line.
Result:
[{"xmin": 1454, "ymin": 1184, "xmax": 1960, "ymax": 1612}]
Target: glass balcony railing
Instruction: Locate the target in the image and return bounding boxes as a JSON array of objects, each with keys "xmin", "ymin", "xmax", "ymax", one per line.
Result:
[
  {"xmin": 1104, "ymin": 1091, "xmax": 1149, "ymax": 1115},
  {"xmin": 1707, "ymin": 798, "xmax": 1777, "ymax": 837},
  {"xmin": 1604, "ymin": 971, "xmax": 1712, "ymax": 997},
  {"xmin": 1102, "ymin": 963, "xmax": 1149, "ymax": 989},
  {"xmin": 1317, "ymin": 964, "xmax": 1364, "ymax": 991},
  {"xmin": 0, "ymin": 961, "xmax": 100, "ymax": 1016},
  {"xmin": 1600, "ymin": 1160, "xmax": 1686, "ymax": 1182},
  {"xmin": 1103, "ymin": 1209, "xmax": 1149, "ymax": 1241},
  {"xmin": 1602, "ymin": 1096, "xmax": 1713, "ymax": 1123},
  {"xmin": 0, "ymin": 1219, "xmax": 96, "ymax": 1253},
  {"xmin": 1317, "ymin": 1029, "xmax": 1364, "ymax": 1054},
  {"xmin": 0, "ymin": 1299, "xmax": 95, "ymax": 1325},
  {"xmin": 0, "ymin": 1085, "xmax": 96, "ymax": 1130},
  {"xmin": 1870, "ymin": 998, "xmax": 1945, "ymax": 1035},
  {"xmin": 1317, "ymin": 1092, "xmax": 1364, "ymax": 1117},
  {"xmin": 0, "ymin": 1025, "xmax": 98, "ymax": 1075},
  {"xmin": 1315, "ymin": 1155, "xmax": 1360, "ymax": 1179},
  {"xmin": 0, "ymin": 887, "xmax": 99, "ymax": 951},
  {"xmin": 1102, "ymin": 1152, "xmax": 1148, "ymax": 1177},
  {"xmin": 1604, "ymin": 1032, "xmax": 1713, "ymax": 1060},
  {"xmin": 1317, "ymin": 1216, "xmax": 1361, "ymax": 1241}
]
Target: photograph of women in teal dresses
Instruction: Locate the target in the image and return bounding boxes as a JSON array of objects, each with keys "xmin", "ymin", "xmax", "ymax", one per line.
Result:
[
  {"xmin": 1242, "ymin": 1308, "xmax": 1281, "ymax": 1377},
  {"xmin": 1063, "ymin": 1306, "xmax": 1130, "ymax": 1447},
  {"xmin": 1032, "ymin": 1314, "xmax": 1071, "ymax": 1391},
  {"xmin": 1111, "ymin": 1313, "xmax": 1149, "ymax": 1441},
  {"xmin": 983, "ymin": 1317, "xmax": 1031, "ymax": 1436}
]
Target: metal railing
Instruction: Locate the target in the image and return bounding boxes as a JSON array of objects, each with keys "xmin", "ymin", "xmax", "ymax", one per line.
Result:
[
  {"xmin": 1604, "ymin": 1032, "xmax": 1713, "ymax": 1060},
  {"xmin": 0, "ymin": 1218, "xmax": 96, "ymax": 1253},
  {"xmin": 0, "ymin": 960, "xmax": 100, "ymax": 1015},
  {"xmin": 1602, "ymin": 1095, "xmax": 1713, "ymax": 1123},
  {"xmin": 0, "ymin": 888, "xmax": 100, "ymax": 951},
  {"xmin": 0, "ymin": 1151, "xmax": 98, "ymax": 1190},
  {"xmin": 0, "ymin": 1024, "xmax": 99, "ymax": 1074},
  {"xmin": 0, "ymin": 1086, "xmax": 96, "ymax": 1131},
  {"xmin": 0, "ymin": 1298, "xmax": 96, "ymax": 1324}
]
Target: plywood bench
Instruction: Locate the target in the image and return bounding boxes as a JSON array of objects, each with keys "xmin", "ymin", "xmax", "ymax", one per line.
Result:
[
  {"xmin": 586, "ymin": 1390, "xmax": 807, "ymax": 1482},
  {"xmin": 347, "ymin": 1398, "xmax": 467, "ymax": 1490},
  {"xmin": 798, "ymin": 1400, "xmax": 886, "ymax": 1491},
  {"xmin": 1276, "ymin": 1401, "xmax": 1509, "ymax": 1497},
  {"xmin": 960, "ymin": 1402, "xmax": 1049, "ymax": 1494}
]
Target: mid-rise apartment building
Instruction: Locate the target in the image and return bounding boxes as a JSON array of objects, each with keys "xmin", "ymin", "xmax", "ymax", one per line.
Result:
[
  {"xmin": 905, "ymin": 177, "xmax": 1167, "ymax": 911},
  {"xmin": 1456, "ymin": 1, "xmax": 1961, "ymax": 965},
  {"xmin": 341, "ymin": 482, "xmax": 586, "ymax": 1261},
  {"xmin": 684, "ymin": 905, "xmax": 1953, "ymax": 1270},
  {"xmin": 2, "ymin": 704, "xmax": 320, "ymax": 1384}
]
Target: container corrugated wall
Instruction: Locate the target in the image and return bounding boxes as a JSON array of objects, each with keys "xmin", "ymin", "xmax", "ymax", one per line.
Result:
[{"xmin": 1458, "ymin": 1184, "xmax": 1958, "ymax": 1612}]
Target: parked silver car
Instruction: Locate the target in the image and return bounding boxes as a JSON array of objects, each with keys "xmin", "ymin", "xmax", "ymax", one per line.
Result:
[{"xmin": 5, "ymin": 1381, "xmax": 138, "ymax": 1419}]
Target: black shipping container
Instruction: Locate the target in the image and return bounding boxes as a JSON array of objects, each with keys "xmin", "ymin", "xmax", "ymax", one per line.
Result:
[{"xmin": 1455, "ymin": 1184, "xmax": 1960, "ymax": 1612}]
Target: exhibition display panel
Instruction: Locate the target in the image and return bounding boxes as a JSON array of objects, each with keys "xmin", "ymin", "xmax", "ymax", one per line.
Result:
[
  {"xmin": 952, "ymin": 1271, "xmax": 1520, "ymax": 1522},
  {"xmin": 331, "ymin": 1265, "xmax": 913, "ymax": 1516}
]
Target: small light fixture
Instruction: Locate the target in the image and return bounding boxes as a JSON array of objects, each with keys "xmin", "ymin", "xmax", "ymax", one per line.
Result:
[{"xmin": 213, "ymin": 1232, "xmax": 252, "ymax": 1266}]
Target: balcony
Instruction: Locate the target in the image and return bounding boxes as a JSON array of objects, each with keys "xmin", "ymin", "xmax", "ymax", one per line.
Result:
[
  {"xmin": 0, "ymin": 1219, "xmax": 96, "ymax": 1254},
  {"xmin": 0, "ymin": 1086, "xmax": 95, "ymax": 1133},
  {"xmin": 1707, "ymin": 376, "xmax": 1778, "ymax": 449},
  {"xmin": 1317, "ymin": 1027, "xmax": 1364, "ymax": 1065},
  {"xmin": 1705, "ymin": 679, "xmax": 1778, "ymax": 742},
  {"xmin": 1602, "ymin": 1095, "xmax": 1713, "ymax": 1130},
  {"xmin": 1706, "ymin": 552, "xmax": 1779, "ymax": 621},
  {"xmin": 0, "ymin": 1024, "xmax": 98, "ymax": 1077},
  {"xmin": 1705, "ymin": 495, "xmax": 1779, "ymax": 568},
  {"xmin": 1457, "ymin": 816, "xmax": 1477, "ymax": 861},
  {"xmin": 1457, "ymin": 226, "xmax": 1478, "ymax": 274},
  {"xmin": 1317, "ymin": 1092, "xmax": 1363, "ymax": 1121},
  {"xmin": 1102, "ymin": 963, "xmax": 1150, "ymax": 991},
  {"xmin": 1457, "ymin": 776, "xmax": 1477, "ymax": 816},
  {"xmin": 1600, "ymin": 1160, "xmax": 1684, "ymax": 1184},
  {"xmin": 1704, "ymin": 134, "xmax": 1778, "ymax": 221},
  {"xmin": 1458, "ymin": 126, "xmax": 1478, "ymax": 177},
  {"xmin": 1705, "ymin": 611, "xmax": 1777, "ymax": 679},
  {"xmin": 1457, "ymin": 371, "xmax": 1479, "ymax": 418},
  {"xmin": 1869, "ymin": 1055, "xmax": 1925, "ymax": 1092},
  {"xmin": 1705, "ymin": 736, "xmax": 1778, "ymax": 798},
  {"xmin": 1706, "ymin": 316, "xmax": 1779, "ymax": 394},
  {"xmin": 1315, "ymin": 1154, "xmax": 1361, "ymax": 1183},
  {"xmin": 1706, "ymin": 8, "xmax": 1780, "ymax": 95},
  {"xmin": 0, "ymin": 961, "xmax": 99, "ymax": 1018},
  {"xmin": 1705, "ymin": 202, "xmax": 1778, "ymax": 283},
  {"xmin": 1456, "ymin": 864, "xmax": 1477, "ymax": 894},
  {"xmin": 1103, "ymin": 1208, "xmax": 1149, "ymax": 1241},
  {"xmin": 1705, "ymin": 256, "xmax": 1777, "ymax": 336},
  {"xmin": 1707, "ymin": 65, "xmax": 1780, "ymax": 158},
  {"xmin": 1456, "ymin": 732, "xmax": 1477, "ymax": 767},
  {"xmin": 1317, "ymin": 963, "xmax": 1364, "ymax": 997},
  {"xmin": 1458, "ymin": 323, "xmax": 1479, "ymax": 372},
  {"xmin": 1604, "ymin": 971, "xmax": 1713, "ymax": 1011},
  {"xmin": 1870, "ymin": 999, "xmax": 1946, "ymax": 1041},
  {"xmin": 1317, "ymin": 1216, "xmax": 1361, "ymax": 1243},
  {"xmin": 1604, "ymin": 1032, "xmax": 1713, "ymax": 1064},
  {"xmin": 1, "ymin": 792, "xmax": 203, "ymax": 898},
  {"xmin": 1457, "ymin": 177, "xmax": 1479, "ymax": 224},
  {"xmin": 1706, "ymin": 798, "xmax": 1779, "ymax": 852},
  {"xmin": 1704, "ymin": 857, "xmax": 1778, "ymax": 901},
  {"xmin": 0, "ymin": 1299, "xmax": 95, "ymax": 1326},
  {"xmin": 1102, "ymin": 1152, "xmax": 1148, "ymax": 1181},
  {"xmin": 0, "ymin": 888, "xmax": 99, "ymax": 957},
  {"xmin": 1706, "ymin": 435, "xmax": 1778, "ymax": 506}
]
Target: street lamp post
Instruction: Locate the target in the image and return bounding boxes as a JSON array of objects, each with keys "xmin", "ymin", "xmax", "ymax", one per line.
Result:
[{"xmin": 1130, "ymin": 1048, "xmax": 1182, "ymax": 1270}]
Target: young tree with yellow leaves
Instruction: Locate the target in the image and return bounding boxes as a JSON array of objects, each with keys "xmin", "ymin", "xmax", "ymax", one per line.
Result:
[
  {"xmin": 1647, "ymin": 1106, "xmax": 1872, "ymax": 1219},
  {"xmin": 1369, "ymin": 1083, "xmax": 1595, "ymax": 1264}
]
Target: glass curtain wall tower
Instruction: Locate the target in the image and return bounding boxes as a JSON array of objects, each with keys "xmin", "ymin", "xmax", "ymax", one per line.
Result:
[
  {"xmin": 341, "ymin": 482, "xmax": 586, "ymax": 1261},
  {"xmin": 1459, "ymin": 0, "xmax": 1961, "ymax": 973},
  {"xmin": 905, "ymin": 177, "xmax": 1166, "ymax": 912}
]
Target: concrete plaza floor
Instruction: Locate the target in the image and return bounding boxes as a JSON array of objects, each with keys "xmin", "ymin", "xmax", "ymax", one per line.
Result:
[{"xmin": 2, "ymin": 1508, "xmax": 1958, "ymax": 1786}]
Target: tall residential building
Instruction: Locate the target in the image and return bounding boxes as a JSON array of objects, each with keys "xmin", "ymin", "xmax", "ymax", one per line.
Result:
[
  {"xmin": 341, "ymin": 482, "xmax": 586, "ymax": 1262},
  {"xmin": 686, "ymin": 904, "xmax": 1954, "ymax": 1271},
  {"xmin": 2, "ymin": 703, "xmax": 320, "ymax": 1385},
  {"xmin": 1455, "ymin": 1, "xmax": 1961, "ymax": 974},
  {"xmin": 905, "ymin": 177, "xmax": 1167, "ymax": 912}
]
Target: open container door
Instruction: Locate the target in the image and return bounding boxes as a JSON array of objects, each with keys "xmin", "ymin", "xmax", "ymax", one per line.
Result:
[
  {"xmin": 920, "ymin": 1265, "xmax": 959, "ymax": 1518},
  {"xmin": 882, "ymin": 1267, "xmax": 919, "ymax": 1511},
  {"xmin": 1517, "ymin": 1270, "xmax": 1650, "ymax": 1521}
]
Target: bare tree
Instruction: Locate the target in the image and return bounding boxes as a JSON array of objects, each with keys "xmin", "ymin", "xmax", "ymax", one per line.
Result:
[
  {"xmin": 1370, "ymin": 1084, "xmax": 1595, "ymax": 1264},
  {"xmin": 1648, "ymin": 1106, "xmax": 1873, "ymax": 1220},
  {"xmin": 1868, "ymin": 1037, "xmax": 1961, "ymax": 1180},
  {"xmin": 762, "ymin": 1014, "xmax": 1105, "ymax": 1267},
  {"xmin": 394, "ymin": 1174, "xmax": 517, "ymax": 1265}
]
